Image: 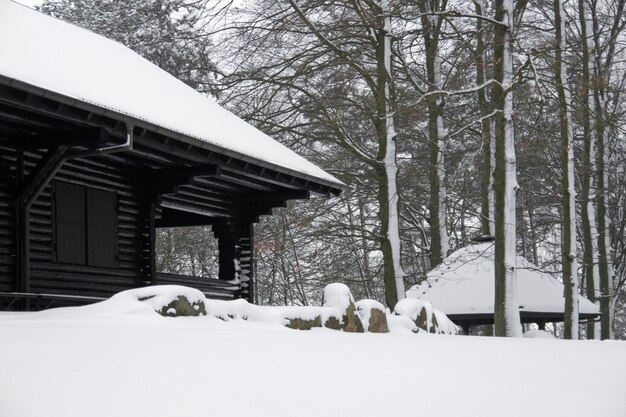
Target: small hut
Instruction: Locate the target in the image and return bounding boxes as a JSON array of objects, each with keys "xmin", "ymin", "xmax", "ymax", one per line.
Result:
[
  {"xmin": 406, "ymin": 242, "xmax": 600, "ymax": 334},
  {"xmin": 0, "ymin": 1, "xmax": 345, "ymax": 309}
]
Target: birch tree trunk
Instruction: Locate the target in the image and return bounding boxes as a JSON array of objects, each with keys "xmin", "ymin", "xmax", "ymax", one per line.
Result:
[
  {"xmin": 596, "ymin": 111, "xmax": 611, "ymax": 340},
  {"xmin": 554, "ymin": 0, "xmax": 579, "ymax": 339},
  {"xmin": 590, "ymin": 0, "xmax": 625, "ymax": 339},
  {"xmin": 419, "ymin": 0, "xmax": 449, "ymax": 267},
  {"xmin": 376, "ymin": 0, "xmax": 405, "ymax": 307},
  {"xmin": 475, "ymin": 0, "xmax": 495, "ymax": 237},
  {"xmin": 493, "ymin": 0, "xmax": 522, "ymax": 337},
  {"xmin": 578, "ymin": 0, "xmax": 601, "ymax": 340},
  {"xmin": 286, "ymin": 0, "xmax": 406, "ymax": 309}
]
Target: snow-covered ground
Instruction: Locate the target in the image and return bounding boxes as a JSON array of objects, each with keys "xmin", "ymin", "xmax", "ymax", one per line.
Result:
[{"xmin": 1, "ymin": 296, "xmax": 625, "ymax": 417}]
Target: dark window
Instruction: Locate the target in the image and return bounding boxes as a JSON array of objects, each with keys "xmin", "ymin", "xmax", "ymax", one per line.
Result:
[
  {"xmin": 55, "ymin": 182, "xmax": 117, "ymax": 267},
  {"xmin": 55, "ymin": 182, "xmax": 86, "ymax": 265}
]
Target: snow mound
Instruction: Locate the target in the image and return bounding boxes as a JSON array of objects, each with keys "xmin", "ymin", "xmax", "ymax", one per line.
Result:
[
  {"xmin": 524, "ymin": 330, "xmax": 556, "ymax": 339},
  {"xmin": 205, "ymin": 298, "xmax": 341, "ymax": 328},
  {"xmin": 114, "ymin": 285, "xmax": 205, "ymax": 309},
  {"xmin": 387, "ymin": 314, "xmax": 420, "ymax": 334},
  {"xmin": 323, "ymin": 283, "xmax": 355, "ymax": 310},
  {"xmin": 10, "ymin": 285, "xmax": 207, "ymax": 319},
  {"xmin": 10, "ymin": 284, "xmax": 461, "ymax": 337}
]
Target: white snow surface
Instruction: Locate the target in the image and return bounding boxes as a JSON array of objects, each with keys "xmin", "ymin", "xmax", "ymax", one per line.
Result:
[
  {"xmin": 524, "ymin": 329, "xmax": 557, "ymax": 339},
  {"xmin": 323, "ymin": 282, "xmax": 355, "ymax": 309},
  {"xmin": 0, "ymin": 0, "xmax": 343, "ymax": 187},
  {"xmin": 407, "ymin": 242, "xmax": 599, "ymax": 316},
  {"xmin": 206, "ymin": 298, "xmax": 342, "ymax": 326},
  {"xmin": 1, "ymin": 296, "xmax": 625, "ymax": 417}
]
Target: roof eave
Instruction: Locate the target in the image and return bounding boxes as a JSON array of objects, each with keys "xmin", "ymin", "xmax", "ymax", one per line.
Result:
[{"xmin": 0, "ymin": 74, "xmax": 347, "ymax": 196}]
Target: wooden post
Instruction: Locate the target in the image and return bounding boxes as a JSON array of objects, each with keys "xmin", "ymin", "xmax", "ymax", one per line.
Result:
[
  {"xmin": 215, "ymin": 222, "xmax": 238, "ymax": 282},
  {"xmin": 15, "ymin": 202, "xmax": 28, "ymax": 292},
  {"xmin": 218, "ymin": 237, "xmax": 236, "ymax": 281},
  {"xmin": 140, "ymin": 199, "xmax": 158, "ymax": 286},
  {"xmin": 238, "ymin": 224, "xmax": 254, "ymax": 303}
]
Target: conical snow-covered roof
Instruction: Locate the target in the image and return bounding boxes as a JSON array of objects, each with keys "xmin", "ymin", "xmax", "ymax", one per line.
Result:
[
  {"xmin": 407, "ymin": 243, "xmax": 599, "ymax": 321},
  {"xmin": 0, "ymin": 0, "xmax": 344, "ymax": 190}
]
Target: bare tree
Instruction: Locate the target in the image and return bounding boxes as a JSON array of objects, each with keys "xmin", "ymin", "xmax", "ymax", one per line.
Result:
[
  {"xmin": 493, "ymin": 0, "xmax": 523, "ymax": 337},
  {"xmin": 553, "ymin": 0, "xmax": 578, "ymax": 339},
  {"xmin": 219, "ymin": 0, "xmax": 407, "ymax": 308},
  {"xmin": 417, "ymin": 0, "xmax": 450, "ymax": 267}
]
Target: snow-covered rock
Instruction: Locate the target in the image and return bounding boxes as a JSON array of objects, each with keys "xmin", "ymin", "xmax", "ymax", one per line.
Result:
[
  {"xmin": 355, "ymin": 299, "xmax": 389, "ymax": 333},
  {"xmin": 204, "ymin": 298, "xmax": 342, "ymax": 331},
  {"xmin": 322, "ymin": 283, "xmax": 355, "ymax": 310},
  {"xmin": 115, "ymin": 286, "xmax": 208, "ymax": 317},
  {"xmin": 394, "ymin": 298, "xmax": 458, "ymax": 335},
  {"xmin": 387, "ymin": 313, "xmax": 421, "ymax": 334},
  {"xmin": 322, "ymin": 283, "xmax": 364, "ymax": 333}
]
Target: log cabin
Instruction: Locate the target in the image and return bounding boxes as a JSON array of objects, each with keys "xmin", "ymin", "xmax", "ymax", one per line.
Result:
[{"xmin": 0, "ymin": 0, "xmax": 345, "ymax": 310}]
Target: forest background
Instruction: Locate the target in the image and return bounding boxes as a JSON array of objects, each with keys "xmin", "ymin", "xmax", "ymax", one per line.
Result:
[{"xmin": 36, "ymin": 0, "xmax": 626, "ymax": 339}]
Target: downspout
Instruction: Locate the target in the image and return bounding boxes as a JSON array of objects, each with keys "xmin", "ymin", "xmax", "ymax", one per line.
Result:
[{"xmin": 74, "ymin": 122, "xmax": 134, "ymax": 157}]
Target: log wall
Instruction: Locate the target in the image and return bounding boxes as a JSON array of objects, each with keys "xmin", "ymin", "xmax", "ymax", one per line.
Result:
[{"xmin": 0, "ymin": 142, "xmax": 146, "ymax": 300}]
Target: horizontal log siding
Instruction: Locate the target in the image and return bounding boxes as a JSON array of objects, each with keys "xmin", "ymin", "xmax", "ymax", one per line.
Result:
[
  {"xmin": 32, "ymin": 153, "xmax": 144, "ymax": 298},
  {"xmin": 0, "ymin": 143, "xmax": 16, "ymax": 291},
  {"xmin": 0, "ymin": 137, "xmax": 247, "ymax": 305}
]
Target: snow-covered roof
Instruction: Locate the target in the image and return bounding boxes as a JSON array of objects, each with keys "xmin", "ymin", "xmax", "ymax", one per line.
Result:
[
  {"xmin": 407, "ymin": 242, "xmax": 599, "ymax": 318},
  {"xmin": 0, "ymin": 0, "xmax": 344, "ymax": 189}
]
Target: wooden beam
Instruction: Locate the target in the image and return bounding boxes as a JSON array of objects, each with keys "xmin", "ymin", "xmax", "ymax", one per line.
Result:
[
  {"xmin": 136, "ymin": 134, "xmax": 328, "ymax": 194},
  {"xmin": 18, "ymin": 146, "xmax": 69, "ymax": 204},
  {"xmin": 220, "ymin": 167, "xmax": 305, "ymax": 191},
  {"xmin": 138, "ymin": 181, "xmax": 189, "ymax": 197},
  {"xmin": 0, "ymin": 106, "xmax": 58, "ymax": 130},
  {"xmin": 241, "ymin": 190, "xmax": 311, "ymax": 202},
  {"xmin": 175, "ymin": 186, "xmax": 238, "ymax": 207},
  {"xmin": 192, "ymin": 176, "xmax": 265, "ymax": 194},
  {"xmin": 127, "ymin": 146, "xmax": 178, "ymax": 165},
  {"xmin": 160, "ymin": 199, "xmax": 231, "ymax": 219},
  {"xmin": 18, "ymin": 126, "xmax": 114, "ymax": 150},
  {"xmin": 216, "ymin": 172, "xmax": 282, "ymax": 192},
  {"xmin": 156, "ymin": 208, "xmax": 219, "ymax": 227},
  {"xmin": 16, "ymin": 146, "xmax": 69, "ymax": 301},
  {"xmin": 140, "ymin": 164, "xmax": 220, "ymax": 180},
  {"xmin": 0, "ymin": 85, "xmax": 123, "ymax": 136},
  {"xmin": 162, "ymin": 194, "xmax": 232, "ymax": 215}
]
